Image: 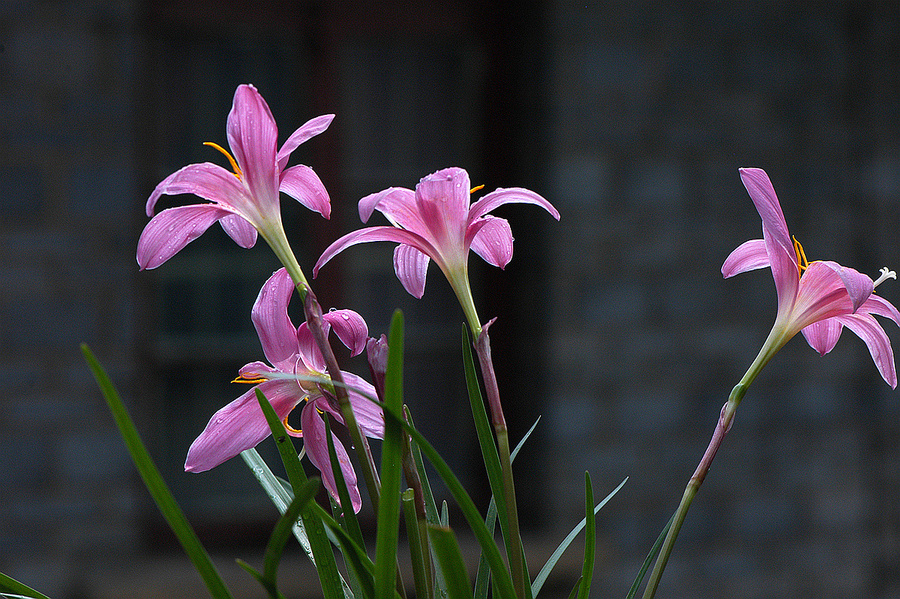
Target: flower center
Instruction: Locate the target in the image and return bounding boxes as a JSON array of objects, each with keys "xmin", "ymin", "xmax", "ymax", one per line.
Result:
[
  {"xmin": 793, "ymin": 236, "xmax": 809, "ymax": 277},
  {"xmin": 203, "ymin": 141, "xmax": 243, "ymax": 179}
]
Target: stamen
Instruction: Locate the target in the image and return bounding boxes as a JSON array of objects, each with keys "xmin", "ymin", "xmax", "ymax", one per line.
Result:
[
  {"xmin": 793, "ymin": 236, "xmax": 809, "ymax": 277},
  {"xmin": 874, "ymin": 267, "xmax": 897, "ymax": 288},
  {"xmin": 232, "ymin": 374, "xmax": 267, "ymax": 384},
  {"xmin": 282, "ymin": 414, "xmax": 302, "ymax": 435},
  {"xmin": 203, "ymin": 141, "xmax": 243, "ymax": 179},
  {"xmin": 470, "ymin": 184, "xmax": 485, "ymax": 194}
]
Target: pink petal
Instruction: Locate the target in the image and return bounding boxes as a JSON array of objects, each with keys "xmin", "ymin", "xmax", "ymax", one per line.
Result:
[
  {"xmin": 296, "ymin": 322, "xmax": 326, "ymax": 374},
  {"xmin": 322, "ymin": 310, "xmax": 369, "ymax": 356},
  {"xmin": 393, "ymin": 244, "xmax": 430, "ymax": 298},
  {"xmin": 184, "ymin": 380, "xmax": 303, "ymax": 473},
  {"xmin": 468, "ymin": 186, "xmax": 560, "ymax": 224},
  {"xmin": 836, "ymin": 312, "xmax": 898, "ymax": 388},
  {"xmin": 801, "ymin": 319, "xmax": 844, "ymax": 355},
  {"xmin": 739, "ymin": 168, "xmax": 799, "ymax": 316},
  {"xmin": 219, "ymin": 213, "xmax": 258, "ymax": 248},
  {"xmin": 818, "ymin": 261, "xmax": 874, "ymax": 312},
  {"xmin": 301, "ymin": 399, "xmax": 362, "ymax": 512},
  {"xmin": 226, "ymin": 85, "xmax": 280, "ymax": 212},
  {"xmin": 280, "ymin": 164, "xmax": 331, "ymax": 218},
  {"xmin": 722, "ymin": 239, "xmax": 770, "ymax": 278},
  {"xmin": 468, "ymin": 215, "xmax": 514, "ymax": 269},
  {"xmin": 358, "ymin": 186, "xmax": 419, "ymax": 228},
  {"xmin": 314, "ymin": 226, "xmax": 439, "ymax": 278},
  {"xmin": 790, "ymin": 261, "xmax": 872, "ymax": 330},
  {"xmin": 137, "ymin": 204, "xmax": 234, "ymax": 270},
  {"xmin": 146, "ymin": 162, "xmax": 248, "ymax": 217},
  {"xmin": 414, "ymin": 167, "xmax": 471, "ymax": 250},
  {"xmin": 252, "ymin": 268, "xmax": 301, "ymax": 369},
  {"xmin": 860, "ymin": 294, "xmax": 900, "ymax": 326},
  {"xmin": 340, "ymin": 372, "xmax": 385, "ymax": 439},
  {"xmin": 276, "ymin": 114, "xmax": 335, "ymax": 172}
]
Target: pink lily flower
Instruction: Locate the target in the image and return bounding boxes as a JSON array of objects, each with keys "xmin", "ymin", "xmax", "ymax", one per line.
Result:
[
  {"xmin": 313, "ymin": 167, "xmax": 559, "ymax": 331},
  {"xmin": 723, "ymin": 167, "xmax": 900, "ymax": 387},
  {"xmin": 184, "ymin": 268, "xmax": 383, "ymax": 512},
  {"xmin": 138, "ymin": 84, "xmax": 333, "ymax": 270}
]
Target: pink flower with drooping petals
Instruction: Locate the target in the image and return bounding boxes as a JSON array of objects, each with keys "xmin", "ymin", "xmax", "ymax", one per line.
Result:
[
  {"xmin": 184, "ymin": 268, "xmax": 383, "ymax": 512},
  {"xmin": 137, "ymin": 84, "xmax": 333, "ymax": 270},
  {"xmin": 314, "ymin": 167, "xmax": 559, "ymax": 331},
  {"xmin": 723, "ymin": 167, "xmax": 900, "ymax": 387}
]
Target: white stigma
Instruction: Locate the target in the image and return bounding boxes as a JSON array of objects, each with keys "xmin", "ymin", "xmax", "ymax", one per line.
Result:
[{"xmin": 874, "ymin": 267, "xmax": 897, "ymax": 288}]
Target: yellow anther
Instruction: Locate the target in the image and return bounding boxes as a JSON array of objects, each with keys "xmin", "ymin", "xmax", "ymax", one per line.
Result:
[
  {"xmin": 282, "ymin": 414, "xmax": 302, "ymax": 435},
  {"xmin": 793, "ymin": 236, "xmax": 809, "ymax": 277},
  {"xmin": 470, "ymin": 184, "xmax": 485, "ymax": 194},
  {"xmin": 203, "ymin": 141, "xmax": 243, "ymax": 179},
  {"xmin": 232, "ymin": 374, "xmax": 267, "ymax": 384}
]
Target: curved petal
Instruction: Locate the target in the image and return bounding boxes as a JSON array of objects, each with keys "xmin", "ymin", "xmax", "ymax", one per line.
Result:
[
  {"xmin": 146, "ymin": 162, "xmax": 248, "ymax": 216},
  {"xmin": 340, "ymin": 372, "xmax": 385, "ymax": 439},
  {"xmin": 280, "ymin": 164, "xmax": 331, "ymax": 218},
  {"xmin": 323, "ymin": 309, "xmax": 369, "ymax": 356},
  {"xmin": 238, "ymin": 361, "xmax": 278, "ymax": 379},
  {"xmin": 276, "ymin": 114, "xmax": 335, "ymax": 171},
  {"xmin": 314, "ymin": 226, "xmax": 439, "ymax": 278},
  {"xmin": 301, "ymin": 398, "xmax": 362, "ymax": 512},
  {"xmin": 739, "ymin": 168, "xmax": 799, "ymax": 315},
  {"xmin": 722, "ymin": 239, "xmax": 770, "ymax": 278},
  {"xmin": 184, "ymin": 380, "xmax": 303, "ymax": 473},
  {"xmin": 137, "ymin": 204, "xmax": 234, "ymax": 270},
  {"xmin": 414, "ymin": 167, "xmax": 471, "ymax": 253},
  {"xmin": 226, "ymin": 84, "xmax": 280, "ymax": 213},
  {"xmin": 468, "ymin": 215, "xmax": 514, "ymax": 269},
  {"xmin": 219, "ymin": 213, "xmax": 258, "ymax": 248},
  {"xmin": 468, "ymin": 186, "xmax": 560, "ymax": 224},
  {"xmin": 296, "ymin": 322, "xmax": 326, "ymax": 374},
  {"xmin": 359, "ymin": 186, "xmax": 420, "ymax": 228},
  {"xmin": 789, "ymin": 261, "xmax": 870, "ymax": 331},
  {"xmin": 393, "ymin": 244, "xmax": 430, "ymax": 298},
  {"xmin": 252, "ymin": 268, "xmax": 301, "ymax": 368},
  {"xmin": 801, "ymin": 319, "xmax": 844, "ymax": 355},
  {"xmin": 818, "ymin": 261, "xmax": 874, "ymax": 313},
  {"xmin": 861, "ymin": 294, "xmax": 900, "ymax": 326},
  {"xmin": 836, "ymin": 312, "xmax": 897, "ymax": 388}
]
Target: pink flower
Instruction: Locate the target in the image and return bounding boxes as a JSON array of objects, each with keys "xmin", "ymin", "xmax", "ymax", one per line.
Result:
[
  {"xmin": 723, "ymin": 168, "xmax": 900, "ymax": 387},
  {"xmin": 184, "ymin": 268, "xmax": 383, "ymax": 512},
  {"xmin": 137, "ymin": 84, "xmax": 333, "ymax": 270},
  {"xmin": 313, "ymin": 167, "xmax": 559, "ymax": 330}
]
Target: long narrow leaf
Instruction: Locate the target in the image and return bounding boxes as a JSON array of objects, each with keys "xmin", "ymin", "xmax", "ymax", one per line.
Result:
[
  {"xmin": 402, "ymin": 489, "xmax": 432, "ymax": 599},
  {"xmin": 531, "ymin": 477, "xmax": 628, "ymax": 597},
  {"xmin": 577, "ymin": 472, "xmax": 595, "ymax": 599},
  {"xmin": 254, "ymin": 388, "xmax": 345, "ymax": 599},
  {"xmin": 375, "ymin": 311, "xmax": 405, "ymax": 599},
  {"xmin": 428, "ymin": 525, "xmax": 475, "ymax": 599},
  {"xmin": 264, "ymin": 479, "xmax": 322, "ymax": 585},
  {"xmin": 81, "ymin": 344, "xmax": 234, "ymax": 599},
  {"xmin": 0, "ymin": 572, "xmax": 51, "ymax": 599},
  {"xmin": 625, "ymin": 514, "xmax": 674, "ymax": 599}
]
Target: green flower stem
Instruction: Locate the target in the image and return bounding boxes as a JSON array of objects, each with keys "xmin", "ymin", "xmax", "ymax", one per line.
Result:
[
  {"xmin": 474, "ymin": 327, "xmax": 528, "ymax": 599},
  {"xmin": 639, "ymin": 325, "xmax": 787, "ymax": 599}
]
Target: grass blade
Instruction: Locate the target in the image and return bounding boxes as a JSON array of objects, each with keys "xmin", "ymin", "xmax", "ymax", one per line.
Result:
[
  {"xmin": 428, "ymin": 525, "xmax": 475, "ymax": 599},
  {"xmin": 625, "ymin": 514, "xmax": 674, "ymax": 599},
  {"xmin": 531, "ymin": 477, "xmax": 627, "ymax": 597},
  {"xmin": 81, "ymin": 344, "xmax": 234, "ymax": 599},
  {"xmin": 0, "ymin": 572, "xmax": 51, "ymax": 599},
  {"xmin": 577, "ymin": 472, "xmax": 595, "ymax": 599}
]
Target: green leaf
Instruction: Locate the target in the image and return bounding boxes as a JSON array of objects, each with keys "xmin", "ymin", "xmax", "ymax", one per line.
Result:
[
  {"xmin": 625, "ymin": 514, "xmax": 674, "ymax": 599},
  {"xmin": 0, "ymin": 572, "xmax": 51, "ymax": 599},
  {"xmin": 428, "ymin": 525, "xmax": 475, "ymax": 599},
  {"xmin": 577, "ymin": 472, "xmax": 595, "ymax": 599},
  {"xmin": 531, "ymin": 477, "xmax": 628, "ymax": 598},
  {"xmin": 263, "ymin": 479, "xmax": 321, "ymax": 587},
  {"xmin": 402, "ymin": 488, "xmax": 432, "ymax": 599},
  {"xmin": 374, "ymin": 310, "xmax": 406, "ymax": 599},
  {"xmin": 254, "ymin": 388, "xmax": 345, "ymax": 599},
  {"xmin": 81, "ymin": 344, "xmax": 234, "ymax": 599}
]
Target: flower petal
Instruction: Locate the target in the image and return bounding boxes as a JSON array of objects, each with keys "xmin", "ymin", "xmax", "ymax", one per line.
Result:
[
  {"xmin": 219, "ymin": 213, "xmax": 258, "ymax": 248},
  {"xmin": 301, "ymin": 398, "xmax": 362, "ymax": 512},
  {"xmin": 226, "ymin": 84, "xmax": 280, "ymax": 213},
  {"xmin": 722, "ymin": 239, "xmax": 770, "ymax": 278},
  {"xmin": 860, "ymin": 294, "xmax": 900, "ymax": 326},
  {"xmin": 280, "ymin": 164, "xmax": 331, "ymax": 218},
  {"xmin": 739, "ymin": 168, "xmax": 799, "ymax": 316},
  {"xmin": 146, "ymin": 162, "xmax": 248, "ymax": 217},
  {"xmin": 252, "ymin": 268, "xmax": 301, "ymax": 369},
  {"xmin": 314, "ymin": 226, "xmax": 439, "ymax": 278},
  {"xmin": 801, "ymin": 319, "xmax": 844, "ymax": 355},
  {"xmin": 819, "ymin": 260, "xmax": 874, "ymax": 313},
  {"xmin": 789, "ymin": 261, "xmax": 872, "ymax": 331},
  {"xmin": 393, "ymin": 244, "xmax": 430, "ymax": 298},
  {"xmin": 340, "ymin": 372, "xmax": 385, "ymax": 439},
  {"xmin": 414, "ymin": 167, "xmax": 471, "ymax": 253},
  {"xmin": 322, "ymin": 309, "xmax": 369, "ymax": 356},
  {"xmin": 467, "ymin": 186, "xmax": 560, "ymax": 224},
  {"xmin": 137, "ymin": 204, "xmax": 234, "ymax": 270},
  {"xmin": 184, "ymin": 380, "xmax": 302, "ymax": 473},
  {"xmin": 359, "ymin": 186, "xmax": 420, "ymax": 228},
  {"xmin": 468, "ymin": 215, "xmax": 514, "ymax": 269},
  {"xmin": 276, "ymin": 114, "xmax": 335, "ymax": 172},
  {"xmin": 296, "ymin": 322, "xmax": 327, "ymax": 374},
  {"xmin": 836, "ymin": 312, "xmax": 898, "ymax": 388}
]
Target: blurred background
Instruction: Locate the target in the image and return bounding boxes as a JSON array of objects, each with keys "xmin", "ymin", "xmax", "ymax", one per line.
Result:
[{"xmin": 2, "ymin": 1, "xmax": 900, "ymax": 597}]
